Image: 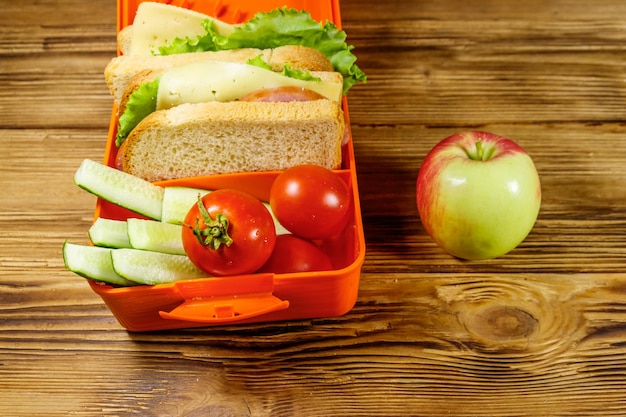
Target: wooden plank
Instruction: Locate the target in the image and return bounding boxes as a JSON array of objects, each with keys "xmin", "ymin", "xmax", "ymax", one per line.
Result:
[
  {"xmin": 1, "ymin": 273, "xmax": 625, "ymax": 415},
  {"xmin": 343, "ymin": 18, "xmax": 626, "ymax": 126}
]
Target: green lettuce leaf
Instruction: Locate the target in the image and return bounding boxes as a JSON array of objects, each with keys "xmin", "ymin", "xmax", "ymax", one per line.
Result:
[
  {"xmin": 247, "ymin": 55, "xmax": 321, "ymax": 82},
  {"xmin": 246, "ymin": 55, "xmax": 273, "ymax": 70},
  {"xmin": 281, "ymin": 63, "xmax": 321, "ymax": 82},
  {"xmin": 158, "ymin": 8, "xmax": 366, "ymax": 94},
  {"xmin": 116, "ymin": 77, "xmax": 160, "ymax": 146}
]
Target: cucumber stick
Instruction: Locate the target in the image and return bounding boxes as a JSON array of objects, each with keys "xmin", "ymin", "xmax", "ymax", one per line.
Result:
[
  {"xmin": 74, "ymin": 159, "xmax": 164, "ymax": 220},
  {"xmin": 88, "ymin": 218, "xmax": 131, "ymax": 248},
  {"xmin": 89, "ymin": 217, "xmax": 184, "ymax": 255},
  {"xmin": 126, "ymin": 218, "xmax": 185, "ymax": 255},
  {"xmin": 74, "ymin": 160, "xmax": 288, "ymax": 233},
  {"xmin": 161, "ymin": 186, "xmax": 210, "ymax": 225},
  {"xmin": 111, "ymin": 248, "xmax": 208, "ymax": 285},
  {"xmin": 62, "ymin": 242, "xmax": 137, "ymax": 286}
]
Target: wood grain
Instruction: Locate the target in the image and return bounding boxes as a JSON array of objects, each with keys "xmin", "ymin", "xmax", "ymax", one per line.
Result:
[{"xmin": 1, "ymin": 0, "xmax": 626, "ymax": 415}]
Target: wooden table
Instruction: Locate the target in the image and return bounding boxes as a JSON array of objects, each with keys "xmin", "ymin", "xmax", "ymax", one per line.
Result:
[{"xmin": 2, "ymin": 0, "xmax": 626, "ymax": 415}]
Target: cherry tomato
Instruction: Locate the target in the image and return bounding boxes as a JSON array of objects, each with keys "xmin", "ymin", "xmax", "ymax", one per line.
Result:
[
  {"xmin": 240, "ymin": 86, "xmax": 326, "ymax": 102},
  {"xmin": 182, "ymin": 189, "xmax": 276, "ymax": 276},
  {"xmin": 258, "ymin": 234, "xmax": 333, "ymax": 274},
  {"xmin": 115, "ymin": 139, "xmax": 128, "ymax": 171},
  {"xmin": 270, "ymin": 164, "xmax": 351, "ymax": 240}
]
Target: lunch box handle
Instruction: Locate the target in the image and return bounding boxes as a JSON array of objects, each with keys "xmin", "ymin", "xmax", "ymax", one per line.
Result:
[{"xmin": 158, "ymin": 273, "xmax": 290, "ymax": 324}]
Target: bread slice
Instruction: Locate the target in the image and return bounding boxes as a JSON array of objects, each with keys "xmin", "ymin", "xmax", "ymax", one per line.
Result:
[
  {"xmin": 120, "ymin": 100, "xmax": 345, "ymax": 182},
  {"xmin": 117, "ymin": 25, "xmax": 133, "ymax": 56},
  {"xmin": 105, "ymin": 45, "xmax": 335, "ymax": 104}
]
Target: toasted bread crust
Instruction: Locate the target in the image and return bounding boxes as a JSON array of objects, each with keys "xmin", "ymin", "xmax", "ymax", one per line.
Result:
[
  {"xmin": 121, "ymin": 100, "xmax": 345, "ymax": 181},
  {"xmin": 265, "ymin": 45, "xmax": 333, "ymax": 72}
]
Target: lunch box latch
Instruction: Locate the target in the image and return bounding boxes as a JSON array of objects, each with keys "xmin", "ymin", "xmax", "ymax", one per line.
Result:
[{"xmin": 158, "ymin": 273, "xmax": 290, "ymax": 324}]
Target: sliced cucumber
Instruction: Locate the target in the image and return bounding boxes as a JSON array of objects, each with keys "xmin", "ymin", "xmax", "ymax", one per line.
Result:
[
  {"xmin": 161, "ymin": 186, "xmax": 210, "ymax": 225},
  {"xmin": 126, "ymin": 218, "xmax": 185, "ymax": 255},
  {"xmin": 111, "ymin": 248, "xmax": 208, "ymax": 285},
  {"xmin": 74, "ymin": 159, "xmax": 164, "ymax": 220},
  {"xmin": 62, "ymin": 242, "xmax": 137, "ymax": 286},
  {"xmin": 88, "ymin": 218, "xmax": 131, "ymax": 248}
]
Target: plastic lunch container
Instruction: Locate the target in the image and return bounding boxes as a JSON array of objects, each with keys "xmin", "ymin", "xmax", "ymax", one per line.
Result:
[{"xmin": 88, "ymin": 0, "xmax": 365, "ymax": 332}]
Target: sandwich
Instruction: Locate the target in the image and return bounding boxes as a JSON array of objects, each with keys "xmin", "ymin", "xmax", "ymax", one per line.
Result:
[
  {"xmin": 104, "ymin": 2, "xmax": 366, "ymax": 182},
  {"xmin": 110, "ymin": 2, "xmax": 365, "ymax": 92}
]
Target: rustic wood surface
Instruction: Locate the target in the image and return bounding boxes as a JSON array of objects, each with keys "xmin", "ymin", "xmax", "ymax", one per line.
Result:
[{"xmin": 2, "ymin": 0, "xmax": 626, "ymax": 415}]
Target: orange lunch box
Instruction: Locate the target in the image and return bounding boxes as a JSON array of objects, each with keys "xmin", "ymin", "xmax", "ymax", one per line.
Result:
[{"xmin": 88, "ymin": 0, "xmax": 365, "ymax": 332}]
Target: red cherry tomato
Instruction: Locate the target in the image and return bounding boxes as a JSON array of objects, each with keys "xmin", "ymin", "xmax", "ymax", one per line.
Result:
[
  {"xmin": 115, "ymin": 139, "xmax": 128, "ymax": 171},
  {"xmin": 258, "ymin": 234, "xmax": 333, "ymax": 274},
  {"xmin": 270, "ymin": 164, "xmax": 351, "ymax": 240},
  {"xmin": 182, "ymin": 189, "xmax": 276, "ymax": 276},
  {"xmin": 239, "ymin": 86, "xmax": 326, "ymax": 102}
]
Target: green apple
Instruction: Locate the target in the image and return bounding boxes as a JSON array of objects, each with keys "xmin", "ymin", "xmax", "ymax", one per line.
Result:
[{"xmin": 416, "ymin": 131, "xmax": 541, "ymax": 260}]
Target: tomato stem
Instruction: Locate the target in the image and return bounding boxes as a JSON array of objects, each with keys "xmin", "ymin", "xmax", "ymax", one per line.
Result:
[{"xmin": 186, "ymin": 194, "xmax": 233, "ymax": 250}]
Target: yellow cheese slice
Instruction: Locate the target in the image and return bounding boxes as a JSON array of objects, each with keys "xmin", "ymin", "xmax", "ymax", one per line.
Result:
[
  {"xmin": 129, "ymin": 2, "xmax": 234, "ymax": 56},
  {"xmin": 156, "ymin": 61, "xmax": 343, "ymax": 109}
]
